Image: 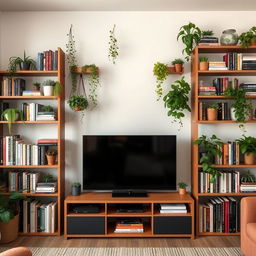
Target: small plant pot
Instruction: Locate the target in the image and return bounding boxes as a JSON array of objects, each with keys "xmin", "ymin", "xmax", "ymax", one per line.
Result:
[
  {"xmin": 71, "ymin": 185, "xmax": 81, "ymax": 196},
  {"xmin": 43, "ymin": 86, "xmax": 54, "ymax": 96},
  {"xmin": 230, "ymin": 107, "xmax": 250, "ymax": 121},
  {"xmin": 250, "ymin": 39, "xmax": 256, "ymax": 46},
  {"xmin": 207, "ymin": 108, "xmax": 217, "ymax": 121},
  {"xmin": 174, "ymin": 64, "xmax": 183, "ymax": 73},
  {"xmin": 167, "ymin": 66, "xmax": 176, "ymax": 73},
  {"xmin": 199, "ymin": 62, "xmax": 209, "ymax": 71},
  {"xmin": 33, "ymin": 86, "xmax": 40, "ymax": 91},
  {"xmin": 0, "ymin": 214, "xmax": 19, "ymax": 243},
  {"xmin": 179, "ymin": 188, "xmax": 186, "ymax": 195},
  {"xmin": 19, "ymin": 62, "xmax": 31, "ymax": 70},
  {"xmin": 244, "ymin": 153, "xmax": 255, "ymax": 165},
  {"xmin": 73, "ymin": 107, "xmax": 82, "ymax": 111},
  {"xmin": 4, "ymin": 113, "xmax": 19, "ymax": 122},
  {"xmin": 46, "ymin": 155, "xmax": 56, "ymax": 165}
]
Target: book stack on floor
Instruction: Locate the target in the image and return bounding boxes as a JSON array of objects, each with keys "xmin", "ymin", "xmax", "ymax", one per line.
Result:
[
  {"xmin": 36, "ymin": 182, "xmax": 57, "ymax": 193},
  {"xmin": 159, "ymin": 203, "xmax": 187, "ymax": 214},
  {"xmin": 240, "ymin": 83, "xmax": 256, "ymax": 96},
  {"xmin": 240, "ymin": 183, "xmax": 256, "ymax": 193},
  {"xmin": 37, "ymin": 49, "xmax": 58, "ymax": 71},
  {"xmin": 198, "ymin": 36, "xmax": 219, "ymax": 46},
  {"xmin": 21, "ymin": 200, "xmax": 57, "ymax": 233},
  {"xmin": 242, "ymin": 55, "xmax": 256, "ymax": 70},
  {"xmin": 114, "ymin": 219, "xmax": 144, "ymax": 233},
  {"xmin": 1, "ymin": 78, "xmax": 26, "ymax": 96},
  {"xmin": 208, "ymin": 62, "xmax": 228, "ymax": 71},
  {"xmin": 199, "ymin": 197, "xmax": 240, "ymax": 233}
]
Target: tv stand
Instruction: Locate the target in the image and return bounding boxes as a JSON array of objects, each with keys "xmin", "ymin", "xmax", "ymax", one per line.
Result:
[{"xmin": 112, "ymin": 190, "xmax": 148, "ymax": 197}]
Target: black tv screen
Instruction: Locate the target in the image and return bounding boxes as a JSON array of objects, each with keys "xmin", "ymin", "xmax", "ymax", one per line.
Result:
[{"xmin": 83, "ymin": 135, "xmax": 176, "ymax": 191}]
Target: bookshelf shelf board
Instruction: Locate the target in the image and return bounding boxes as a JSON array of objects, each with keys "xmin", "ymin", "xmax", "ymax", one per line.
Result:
[
  {"xmin": 1, "ymin": 192, "xmax": 58, "ymax": 197},
  {"xmin": 198, "ymin": 232, "xmax": 240, "ymax": 236},
  {"xmin": 196, "ymin": 45, "xmax": 256, "ymax": 53},
  {"xmin": 0, "ymin": 70, "xmax": 58, "ymax": 76},
  {"xmin": 198, "ymin": 164, "xmax": 256, "ymax": 168},
  {"xmin": 198, "ymin": 193, "xmax": 256, "ymax": 196},
  {"xmin": 19, "ymin": 232, "xmax": 59, "ymax": 236},
  {"xmin": 197, "ymin": 120, "xmax": 256, "ymax": 124},
  {"xmin": 0, "ymin": 165, "xmax": 59, "ymax": 168},
  {"xmin": 0, "ymin": 121, "xmax": 59, "ymax": 124},
  {"xmin": 198, "ymin": 70, "xmax": 256, "ymax": 76},
  {"xmin": 198, "ymin": 95, "xmax": 256, "ymax": 99},
  {"xmin": 0, "ymin": 96, "xmax": 58, "ymax": 100}
]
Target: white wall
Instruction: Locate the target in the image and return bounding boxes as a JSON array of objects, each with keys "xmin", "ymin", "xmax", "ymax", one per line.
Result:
[{"xmin": 0, "ymin": 11, "xmax": 256, "ymax": 194}]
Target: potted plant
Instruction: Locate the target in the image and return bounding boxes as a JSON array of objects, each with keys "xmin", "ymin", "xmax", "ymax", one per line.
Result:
[
  {"xmin": 178, "ymin": 182, "xmax": 188, "ymax": 195},
  {"xmin": 32, "ymin": 82, "xmax": 41, "ymax": 91},
  {"xmin": 163, "ymin": 76, "xmax": 191, "ymax": 130},
  {"xmin": 71, "ymin": 182, "xmax": 81, "ymax": 196},
  {"xmin": 236, "ymin": 136, "xmax": 256, "ymax": 165},
  {"xmin": 194, "ymin": 135, "xmax": 223, "ymax": 182},
  {"xmin": 201, "ymin": 30, "xmax": 214, "ymax": 37},
  {"xmin": 68, "ymin": 95, "xmax": 88, "ymax": 111},
  {"xmin": 42, "ymin": 80, "xmax": 61, "ymax": 96},
  {"xmin": 239, "ymin": 26, "xmax": 256, "ymax": 47},
  {"xmin": 241, "ymin": 170, "xmax": 256, "ymax": 184},
  {"xmin": 46, "ymin": 149, "xmax": 57, "ymax": 165},
  {"xmin": 8, "ymin": 51, "xmax": 37, "ymax": 73},
  {"xmin": 1, "ymin": 108, "xmax": 23, "ymax": 134},
  {"xmin": 0, "ymin": 192, "xmax": 27, "ymax": 243},
  {"xmin": 41, "ymin": 173, "xmax": 53, "ymax": 183},
  {"xmin": 42, "ymin": 105, "xmax": 54, "ymax": 112},
  {"xmin": 199, "ymin": 56, "xmax": 209, "ymax": 71},
  {"xmin": 153, "ymin": 62, "xmax": 169, "ymax": 100},
  {"xmin": 177, "ymin": 22, "xmax": 201, "ymax": 61},
  {"xmin": 207, "ymin": 104, "xmax": 219, "ymax": 121},
  {"xmin": 171, "ymin": 58, "xmax": 184, "ymax": 73}
]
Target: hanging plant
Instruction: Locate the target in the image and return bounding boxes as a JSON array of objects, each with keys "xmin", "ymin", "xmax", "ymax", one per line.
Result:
[
  {"xmin": 1, "ymin": 108, "xmax": 23, "ymax": 134},
  {"xmin": 108, "ymin": 24, "xmax": 119, "ymax": 64},
  {"xmin": 153, "ymin": 62, "xmax": 169, "ymax": 100},
  {"xmin": 163, "ymin": 76, "xmax": 191, "ymax": 129},
  {"xmin": 81, "ymin": 64, "xmax": 100, "ymax": 106},
  {"xmin": 68, "ymin": 95, "xmax": 88, "ymax": 111}
]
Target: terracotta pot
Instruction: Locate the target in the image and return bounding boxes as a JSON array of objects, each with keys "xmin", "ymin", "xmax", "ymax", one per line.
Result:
[
  {"xmin": 33, "ymin": 86, "xmax": 40, "ymax": 91},
  {"xmin": 167, "ymin": 66, "xmax": 175, "ymax": 73},
  {"xmin": 250, "ymin": 39, "xmax": 256, "ymax": 46},
  {"xmin": 46, "ymin": 155, "xmax": 56, "ymax": 165},
  {"xmin": 207, "ymin": 108, "xmax": 217, "ymax": 121},
  {"xmin": 244, "ymin": 153, "xmax": 255, "ymax": 165},
  {"xmin": 73, "ymin": 107, "xmax": 82, "ymax": 111},
  {"xmin": 179, "ymin": 188, "xmax": 186, "ymax": 195},
  {"xmin": 174, "ymin": 64, "xmax": 183, "ymax": 73},
  {"xmin": 0, "ymin": 214, "xmax": 19, "ymax": 243},
  {"xmin": 199, "ymin": 62, "xmax": 209, "ymax": 71}
]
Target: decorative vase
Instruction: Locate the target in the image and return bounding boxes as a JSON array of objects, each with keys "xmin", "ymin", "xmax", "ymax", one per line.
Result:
[
  {"xmin": 174, "ymin": 64, "xmax": 183, "ymax": 73},
  {"xmin": 220, "ymin": 29, "xmax": 238, "ymax": 46},
  {"xmin": 244, "ymin": 153, "xmax": 255, "ymax": 165},
  {"xmin": 46, "ymin": 155, "xmax": 56, "ymax": 165},
  {"xmin": 199, "ymin": 62, "xmax": 209, "ymax": 71},
  {"xmin": 71, "ymin": 185, "xmax": 81, "ymax": 196},
  {"xmin": 43, "ymin": 86, "xmax": 54, "ymax": 96},
  {"xmin": 0, "ymin": 214, "xmax": 19, "ymax": 243},
  {"xmin": 207, "ymin": 108, "xmax": 217, "ymax": 121},
  {"xmin": 179, "ymin": 188, "xmax": 186, "ymax": 195}
]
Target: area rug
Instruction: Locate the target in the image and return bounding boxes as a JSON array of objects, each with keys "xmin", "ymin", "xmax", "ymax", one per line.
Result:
[{"xmin": 0, "ymin": 247, "xmax": 242, "ymax": 256}]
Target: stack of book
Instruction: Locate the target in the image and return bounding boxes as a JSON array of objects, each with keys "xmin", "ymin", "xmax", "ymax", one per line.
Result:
[
  {"xmin": 209, "ymin": 62, "xmax": 228, "ymax": 71},
  {"xmin": 240, "ymin": 83, "xmax": 256, "ymax": 96},
  {"xmin": 36, "ymin": 182, "xmax": 57, "ymax": 193},
  {"xmin": 8, "ymin": 170, "xmax": 40, "ymax": 193},
  {"xmin": 198, "ymin": 86, "xmax": 216, "ymax": 96},
  {"xmin": 223, "ymin": 53, "xmax": 242, "ymax": 70},
  {"xmin": 1, "ymin": 78, "xmax": 26, "ymax": 96},
  {"xmin": 22, "ymin": 90, "xmax": 41, "ymax": 96},
  {"xmin": 198, "ymin": 36, "xmax": 219, "ymax": 46},
  {"xmin": 240, "ymin": 183, "xmax": 256, "ymax": 193},
  {"xmin": 213, "ymin": 77, "xmax": 239, "ymax": 95},
  {"xmin": 199, "ymin": 197, "xmax": 240, "ymax": 233},
  {"xmin": 159, "ymin": 203, "xmax": 187, "ymax": 213},
  {"xmin": 242, "ymin": 55, "xmax": 256, "ymax": 70},
  {"xmin": 199, "ymin": 170, "xmax": 240, "ymax": 193},
  {"xmin": 37, "ymin": 49, "xmax": 58, "ymax": 71},
  {"xmin": 21, "ymin": 200, "xmax": 57, "ymax": 233},
  {"xmin": 114, "ymin": 219, "xmax": 144, "ymax": 233}
]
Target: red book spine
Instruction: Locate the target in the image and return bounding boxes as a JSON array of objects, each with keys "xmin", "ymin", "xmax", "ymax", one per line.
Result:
[
  {"xmin": 46, "ymin": 51, "xmax": 49, "ymax": 71},
  {"xmin": 225, "ymin": 201, "xmax": 229, "ymax": 233},
  {"xmin": 49, "ymin": 50, "xmax": 52, "ymax": 70}
]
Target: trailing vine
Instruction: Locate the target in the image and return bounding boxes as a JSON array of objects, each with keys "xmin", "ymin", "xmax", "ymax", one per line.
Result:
[{"xmin": 108, "ymin": 24, "xmax": 119, "ymax": 64}]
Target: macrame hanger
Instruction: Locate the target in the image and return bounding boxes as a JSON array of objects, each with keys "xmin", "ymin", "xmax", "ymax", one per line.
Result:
[{"xmin": 70, "ymin": 74, "xmax": 87, "ymax": 99}]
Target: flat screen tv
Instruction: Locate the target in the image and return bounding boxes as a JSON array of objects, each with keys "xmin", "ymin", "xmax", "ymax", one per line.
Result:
[{"xmin": 83, "ymin": 135, "xmax": 176, "ymax": 194}]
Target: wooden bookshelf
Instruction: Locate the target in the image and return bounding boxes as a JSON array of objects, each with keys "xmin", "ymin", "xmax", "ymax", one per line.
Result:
[
  {"xmin": 0, "ymin": 47, "xmax": 65, "ymax": 236},
  {"xmin": 191, "ymin": 45, "xmax": 256, "ymax": 237}
]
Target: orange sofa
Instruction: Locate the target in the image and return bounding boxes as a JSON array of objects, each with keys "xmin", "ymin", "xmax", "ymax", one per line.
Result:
[
  {"xmin": 0, "ymin": 247, "xmax": 31, "ymax": 256},
  {"xmin": 241, "ymin": 197, "xmax": 256, "ymax": 256}
]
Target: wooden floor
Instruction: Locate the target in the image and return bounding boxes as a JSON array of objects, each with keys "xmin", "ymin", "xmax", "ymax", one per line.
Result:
[{"xmin": 0, "ymin": 236, "xmax": 240, "ymax": 248}]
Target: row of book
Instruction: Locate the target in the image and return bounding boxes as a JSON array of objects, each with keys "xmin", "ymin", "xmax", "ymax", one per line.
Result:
[
  {"xmin": 37, "ymin": 50, "xmax": 58, "ymax": 71},
  {"xmin": 159, "ymin": 203, "xmax": 187, "ymax": 214},
  {"xmin": 21, "ymin": 103, "xmax": 55, "ymax": 121},
  {"xmin": 114, "ymin": 219, "xmax": 144, "ymax": 233},
  {"xmin": 21, "ymin": 200, "xmax": 57, "ymax": 233},
  {"xmin": 1, "ymin": 78, "xmax": 26, "ymax": 96},
  {"xmin": 241, "ymin": 55, "xmax": 256, "ymax": 70},
  {"xmin": 199, "ymin": 171, "xmax": 240, "ymax": 193},
  {"xmin": 223, "ymin": 53, "xmax": 243, "ymax": 70},
  {"xmin": 240, "ymin": 83, "xmax": 256, "ymax": 95},
  {"xmin": 0, "ymin": 136, "xmax": 58, "ymax": 166},
  {"xmin": 8, "ymin": 170, "xmax": 57, "ymax": 193},
  {"xmin": 199, "ymin": 197, "xmax": 240, "ymax": 233}
]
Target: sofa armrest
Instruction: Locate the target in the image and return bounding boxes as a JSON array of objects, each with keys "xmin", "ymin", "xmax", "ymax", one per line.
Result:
[{"xmin": 241, "ymin": 197, "xmax": 256, "ymax": 225}]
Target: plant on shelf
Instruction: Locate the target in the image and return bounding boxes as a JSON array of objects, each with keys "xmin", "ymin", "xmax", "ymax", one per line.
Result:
[
  {"xmin": 163, "ymin": 76, "xmax": 191, "ymax": 129},
  {"xmin": 1, "ymin": 108, "xmax": 23, "ymax": 134},
  {"xmin": 42, "ymin": 80, "xmax": 61, "ymax": 96},
  {"xmin": 41, "ymin": 173, "xmax": 54, "ymax": 183},
  {"xmin": 239, "ymin": 26, "xmax": 256, "ymax": 47},
  {"xmin": 171, "ymin": 58, "xmax": 184, "ymax": 73},
  {"xmin": 81, "ymin": 64, "xmax": 100, "ymax": 106},
  {"xmin": 201, "ymin": 30, "xmax": 214, "ymax": 37},
  {"xmin": 240, "ymin": 170, "xmax": 256, "ymax": 183},
  {"xmin": 0, "ymin": 192, "xmax": 28, "ymax": 243},
  {"xmin": 153, "ymin": 62, "xmax": 169, "ymax": 100},
  {"xmin": 207, "ymin": 104, "xmax": 219, "ymax": 121},
  {"xmin": 199, "ymin": 56, "xmax": 209, "ymax": 71},
  {"xmin": 177, "ymin": 22, "xmax": 201, "ymax": 61},
  {"xmin": 108, "ymin": 24, "xmax": 119, "ymax": 64},
  {"xmin": 42, "ymin": 105, "xmax": 54, "ymax": 112},
  {"xmin": 236, "ymin": 135, "xmax": 256, "ymax": 165},
  {"xmin": 46, "ymin": 149, "xmax": 57, "ymax": 166},
  {"xmin": 194, "ymin": 135, "xmax": 223, "ymax": 182},
  {"xmin": 8, "ymin": 51, "xmax": 36, "ymax": 74},
  {"xmin": 178, "ymin": 182, "xmax": 188, "ymax": 195},
  {"xmin": 71, "ymin": 182, "xmax": 81, "ymax": 196},
  {"xmin": 32, "ymin": 82, "xmax": 41, "ymax": 91},
  {"xmin": 68, "ymin": 95, "xmax": 89, "ymax": 112}
]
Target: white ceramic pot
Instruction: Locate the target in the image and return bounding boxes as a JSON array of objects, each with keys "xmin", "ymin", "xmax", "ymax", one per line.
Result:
[
  {"xmin": 231, "ymin": 107, "xmax": 250, "ymax": 121},
  {"xmin": 4, "ymin": 113, "xmax": 19, "ymax": 121},
  {"xmin": 43, "ymin": 86, "xmax": 54, "ymax": 96}
]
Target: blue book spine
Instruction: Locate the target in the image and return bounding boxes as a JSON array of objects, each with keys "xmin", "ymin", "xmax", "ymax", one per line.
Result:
[{"xmin": 37, "ymin": 53, "xmax": 41, "ymax": 71}]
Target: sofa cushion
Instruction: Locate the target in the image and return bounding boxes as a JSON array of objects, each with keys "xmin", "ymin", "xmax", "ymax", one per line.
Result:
[{"xmin": 247, "ymin": 223, "xmax": 256, "ymax": 243}]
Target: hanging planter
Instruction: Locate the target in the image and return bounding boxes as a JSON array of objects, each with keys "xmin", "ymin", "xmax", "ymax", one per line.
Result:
[{"xmin": 68, "ymin": 95, "xmax": 89, "ymax": 111}]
